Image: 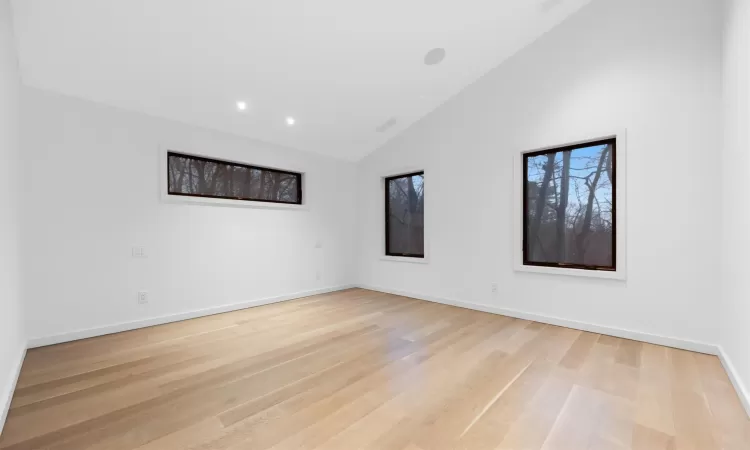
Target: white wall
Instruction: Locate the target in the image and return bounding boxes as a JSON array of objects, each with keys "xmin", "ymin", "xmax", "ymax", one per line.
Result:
[
  {"xmin": 721, "ymin": 0, "xmax": 750, "ymax": 412},
  {"xmin": 20, "ymin": 88, "xmax": 357, "ymax": 343},
  {"xmin": 0, "ymin": 0, "xmax": 24, "ymax": 433},
  {"xmin": 356, "ymin": 0, "xmax": 723, "ymax": 346}
]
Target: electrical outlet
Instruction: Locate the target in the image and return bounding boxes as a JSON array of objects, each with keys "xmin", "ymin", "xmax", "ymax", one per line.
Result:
[
  {"xmin": 132, "ymin": 246, "xmax": 146, "ymax": 258},
  {"xmin": 491, "ymin": 283, "xmax": 499, "ymax": 294},
  {"xmin": 316, "ymin": 270, "xmax": 322, "ymax": 281},
  {"xmin": 137, "ymin": 291, "xmax": 149, "ymax": 304}
]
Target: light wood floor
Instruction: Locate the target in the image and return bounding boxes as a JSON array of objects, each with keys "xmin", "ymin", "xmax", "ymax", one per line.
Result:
[{"xmin": 1, "ymin": 289, "xmax": 748, "ymax": 450}]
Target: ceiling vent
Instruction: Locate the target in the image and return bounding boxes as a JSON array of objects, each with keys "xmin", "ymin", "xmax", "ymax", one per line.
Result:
[{"xmin": 376, "ymin": 117, "xmax": 398, "ymax": 133}]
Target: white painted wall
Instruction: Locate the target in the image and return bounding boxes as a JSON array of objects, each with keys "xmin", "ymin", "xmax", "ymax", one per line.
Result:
[
  {"xmin": 20, "ymin": 88, "xmax": 357, "ymax": 342},
  {"xmin": 356, "ymin": 0, "xmax": 723, "ymax": 346},
  {"xmin": 721, "ymin": 0, "xmax": 750, "ymax": 412},
  {"xmin": 0, "ymin": 0, "xmax": 24, "ymax": 433}
]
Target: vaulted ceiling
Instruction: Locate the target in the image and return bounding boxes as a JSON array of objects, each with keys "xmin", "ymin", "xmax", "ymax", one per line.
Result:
[{"xmin": 11, "ymin": 0, "xmax": 592, "ymax": 160}]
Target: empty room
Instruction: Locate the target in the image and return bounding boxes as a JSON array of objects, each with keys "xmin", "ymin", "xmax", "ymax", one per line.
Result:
[{"xmin": 1, "ymin": 0, "xmax": 749, "ymax": 448}]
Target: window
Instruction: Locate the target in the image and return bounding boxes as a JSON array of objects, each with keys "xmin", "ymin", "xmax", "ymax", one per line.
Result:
[
  {"xmin": 523, "ymin": 138, "xmax": 616, "ymax": 271},
  {"xmin": 167, "ymin": 152, "xmax": 302, "ymax": 205},
  {"xmin": 385, "ymin": 172, "xmax": 425, "ymax": 258}
]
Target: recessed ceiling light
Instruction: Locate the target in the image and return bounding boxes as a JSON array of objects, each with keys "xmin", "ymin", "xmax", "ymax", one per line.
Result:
[
  {"xmin": 424, "ymin": 48, "xmax": 446, "ymax": 66},
  {"xmin": 286, "ymin": 116, "xmax": 295, "ymax": 126},
  {"xmin": 236, "ymin": 101, "xmax": 247, "ymax": 111}
]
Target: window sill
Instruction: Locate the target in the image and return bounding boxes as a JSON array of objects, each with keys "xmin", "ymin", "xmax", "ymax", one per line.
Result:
[
  {"xmin": 162, "ymin": 194, "xmax": 310, "ymax": 211},
  {"xmin": 380, "ymin": 255, "xmax": 429, "ymax": 265},
  {"xmin": 514, "ymin": 263, "xmax": 626, "ymax": 280}
]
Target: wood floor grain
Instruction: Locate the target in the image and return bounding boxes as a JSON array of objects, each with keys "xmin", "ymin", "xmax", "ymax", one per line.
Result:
[{"xmin": 1, "ymin": 288, "xmax": 748, "ymax": 450}]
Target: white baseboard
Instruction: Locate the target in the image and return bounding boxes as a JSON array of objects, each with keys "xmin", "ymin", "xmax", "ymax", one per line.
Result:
[
  {"xmin": 27, "ymin": 285, "xmax": 355, "ymax": 348},
  {"xmin": 717, "ymin": 346, "xmax": 750, "ymax": 419},
  {"xmin": 0, "ymin": 345, "xmax": 26, "ymax": 437},
  {"xmin": 358, "ymin": 284, "xmax": 718, "ymax": 355}
]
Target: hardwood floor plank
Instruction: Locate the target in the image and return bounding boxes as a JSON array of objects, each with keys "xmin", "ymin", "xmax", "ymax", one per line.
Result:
[
  {"xmin": 634, "ymin": 343, "xmax": 675, "ymax": 439},
  {"xmin": 669, "ymin": 348, "xmax": 720, "ymax": 450},
  {"xmin": 559, "ymin": 331, "xmax": 598, "ymax": 370},
  {"xmin": 632, "ymin": 424, "xmax": 676, "ymax": 450},
  {"xmin": 615, "ymin": 339, "xmax": 642, "ymax": 369}
]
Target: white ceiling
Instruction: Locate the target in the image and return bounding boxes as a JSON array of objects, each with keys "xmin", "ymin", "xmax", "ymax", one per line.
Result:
[{"xmin": 11, "ymin": 0, "xmax": 592, "ymax": 161}]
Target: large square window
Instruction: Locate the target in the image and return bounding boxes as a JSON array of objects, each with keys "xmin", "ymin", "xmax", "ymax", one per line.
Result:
[{"xmin": 523, "ymin": 138, "xmax": 616, "ymax": 271}]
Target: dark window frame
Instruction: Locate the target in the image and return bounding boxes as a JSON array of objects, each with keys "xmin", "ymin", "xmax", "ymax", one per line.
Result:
[
  {"xmin": 167, "ymin": 151, "xmax": 303, "ymax": 205},
  {"xmin": 522, "ymin": 137, "xmax": 617, "ymax": 272},
  {"xmin": 385, "ymin": 171, "xmax": 425, "ymax": 258}
]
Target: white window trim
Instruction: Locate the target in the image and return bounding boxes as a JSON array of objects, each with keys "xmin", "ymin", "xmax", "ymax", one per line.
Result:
[
  {"xmin": 380, "ymin": 255, "xmax": 429, "ymax": 264},
  {"xmin": 158, "ymin": 145, "xmax": 309, "ymax": 211},
  {"xmin": 380, "ymin": 167, "xmax": 429, "ymax": 264},
  {"xmin": 513, "ymin": 130, "xmax": 627, "ymax": 280}
]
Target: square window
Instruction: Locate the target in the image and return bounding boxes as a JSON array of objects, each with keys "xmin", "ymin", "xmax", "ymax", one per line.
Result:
[{"xmin": 523, "ymin": 138, "xmax": 616, "ymax": 271}]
